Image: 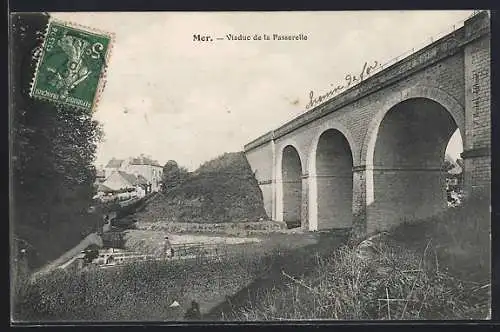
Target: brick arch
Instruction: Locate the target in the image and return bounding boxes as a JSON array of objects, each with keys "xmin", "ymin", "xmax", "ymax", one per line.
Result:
[
  {"xmin": 275, "ymin": 141, "xmax": 305, "ymax": 222},
  {"xmin": 308, "ymin": 121, "xmax": 358, "ymax": 176},
  {"xmin": 362, "ymin": 85, "xmax": 465, "ymax": 167},
  {"xmin": 307, "ymin": 123, "xmax": 356, "ymax": 231},
  {"xmin": 361, "ymin": 85, "xmax": 466, "ymax": 232},
  {"xmin": 276, "ymin": 140, "xmax": 305, "ymax": 180}
]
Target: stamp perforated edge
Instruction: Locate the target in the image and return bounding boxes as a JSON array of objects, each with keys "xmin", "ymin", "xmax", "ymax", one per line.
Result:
[
  {"xmin": 29, "ymin": 18, "xmax": 116, "ymax": 113},
  {"xmin": 28, "ymin": 17, "xmax": 51, "ymax": 101}
]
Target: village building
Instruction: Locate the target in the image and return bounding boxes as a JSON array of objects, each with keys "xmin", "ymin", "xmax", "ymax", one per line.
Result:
[
  {"xmin": 103, "ymin": 155, "xmax": 163, "ymax": 193},
  {"xmin": 446, "ymin": 165, "xmax": 463, "ymax": 193},
  {"xmin": 121, "ymin": 155, "xmax": 163, "ymax": 192},
  {"xmin": 97, "ymin": 170, "xmax": 147, "ymax": 197},
  {"xmin": 103, "ymin": 158, "xmax": 125, "ymax": 179}
]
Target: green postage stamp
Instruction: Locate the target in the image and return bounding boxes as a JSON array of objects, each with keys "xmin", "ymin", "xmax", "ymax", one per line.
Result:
[{"xmin": 30, "ymin": 20, "xmax": 113, "ymax": 111}]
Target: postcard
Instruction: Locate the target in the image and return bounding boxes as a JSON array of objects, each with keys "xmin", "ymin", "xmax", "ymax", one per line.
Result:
[{"xmin": 10, "ymin": 10, "xmax": 491, "ymax": 323}]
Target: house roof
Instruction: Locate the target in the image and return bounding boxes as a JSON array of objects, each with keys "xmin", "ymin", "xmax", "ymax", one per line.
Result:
[
  {"xmin": 129, "ymin": 156, "xmax": 161, "ymax": 167},
  {"xmin": 97, "ymin": 183, "xmax": 114, "ymax": 192},
  {"xmin": 105, "ymin": 158, "xmax": 124, "ymax": 168},
  {"xmin": 118, "ymin": 171, "xmax": 137, "ymax": 185},
  {"xmin": 117, "ymin": 171, "xmax": 149, "ymax": 186},
  {"xmin": 101, "ymin": 171, "xmax": 148, "ymax": 191},
  {"xmin": 445, "ymin": 154, "xmax": 463, "ymax": 175}
]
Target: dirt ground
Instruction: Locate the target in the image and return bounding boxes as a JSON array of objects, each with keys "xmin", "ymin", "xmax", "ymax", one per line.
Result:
[{"xmin": 123, "ymin": 229, "xmax": 318, "ymax": 257}]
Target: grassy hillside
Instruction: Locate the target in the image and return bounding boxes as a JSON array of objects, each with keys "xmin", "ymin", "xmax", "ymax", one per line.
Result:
[
  {"xmin": 13, "ymin": 195, "xmax": 489, "ymax": 321},
  {"xmin": 136, "ymin": 152, "xmax": 268, "ymax": 224},
  {"xmin": 223, "ymin": 194, "xmax": 491, "ymax": 320},
  {"xmin": 13, "ymin": 233, "xmax": 323, "ymax": 322}
]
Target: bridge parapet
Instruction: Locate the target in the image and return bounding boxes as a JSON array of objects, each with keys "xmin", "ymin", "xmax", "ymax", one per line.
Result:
[{"xmin": 244, "ymin": 11, "xmax": 490, "ymax": 152}]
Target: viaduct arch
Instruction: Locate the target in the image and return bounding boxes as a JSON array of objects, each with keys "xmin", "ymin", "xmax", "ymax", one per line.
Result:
[{"xmin": 243, "ymin": 12, "xmax": 490, "ymax": 235}]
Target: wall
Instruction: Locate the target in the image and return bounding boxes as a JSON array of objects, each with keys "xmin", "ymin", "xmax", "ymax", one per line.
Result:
[
  {"xmin": 244, "ymin": 141, "xmax": 274, "ymax": 219},
  {"xmin": 463, "ymin": 18, "xmax": 491, "ymax": 197}
]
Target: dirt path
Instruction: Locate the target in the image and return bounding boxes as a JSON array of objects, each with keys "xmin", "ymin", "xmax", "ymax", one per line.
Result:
[
  {"xmin": 123, "ymin": 230, "xmax": 264, "ymax": 255},
  {"xmin": 30, "ymin": 232, "xmax": 103, "ymax": 281}
]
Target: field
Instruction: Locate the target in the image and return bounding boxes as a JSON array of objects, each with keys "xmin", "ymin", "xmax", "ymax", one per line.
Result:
[
  {"xmin": 12, "ymin": 194, "xmax": 490, "ymax": 322},
  {"xmin": 218, "ymin": 195, "xmax": 491, "ymax": 320},
  {"xmin": 12, "ymin": 231, "xmax": 330, "ymax": 322}
]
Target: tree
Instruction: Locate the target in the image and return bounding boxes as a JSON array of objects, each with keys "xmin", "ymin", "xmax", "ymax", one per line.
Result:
[
  {"xmin": 11, "ymin": 13, "xmax": 103, "ymax": 270},
  {"xmin": 162, "ymin": 160, "xmax": 189, "ymax": 192}
]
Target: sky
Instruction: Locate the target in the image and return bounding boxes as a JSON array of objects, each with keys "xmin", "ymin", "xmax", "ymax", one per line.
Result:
[{"xmin": 51, "ymin": 10, "xmax": 472, "ymax": 170}]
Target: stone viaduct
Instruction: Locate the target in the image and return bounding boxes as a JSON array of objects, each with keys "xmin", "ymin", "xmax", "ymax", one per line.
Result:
[{"xmin": 244, "ymin": 12, "xmax": 491, "ymax": 235}]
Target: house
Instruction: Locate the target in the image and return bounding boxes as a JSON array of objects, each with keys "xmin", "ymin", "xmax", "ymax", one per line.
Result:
[
  {"xmin": 120, "ymin": 155, "xmax": 163, "ymax": 192},
  {"xmin": 99, "ymin": 170, "xmax": 150, "ymax": 197},
  {"xmin": 102, "ymin": 155, "xmax": 163, "ymax": 193},
  {"xmin": 104, "ymin": 158, "xmax": 125, "ymax": 178}
]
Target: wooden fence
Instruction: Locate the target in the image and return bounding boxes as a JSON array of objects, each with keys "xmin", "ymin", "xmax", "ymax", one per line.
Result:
[
  {"xmin": 91, "ymin": 241, "xmax": 244, "ymax": 269},
  {"xmin": 172, "ymin": 242, "xmax": 231, "ymax": 258},
  {"xmin": 101, "ymin": 231, "xmax": 126, "ymax": 249}
]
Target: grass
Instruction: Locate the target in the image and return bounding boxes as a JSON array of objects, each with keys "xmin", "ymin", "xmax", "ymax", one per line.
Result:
[
  {"xmin": 12, "ymin": 195, "xmax": 490, "ymax": 322},
  {"xmin": 230, "ymin": 243, "xmax": 487, "ymax": 320},
  {"xmin": 12, "ymin": 233, "xmax": 324, "ymax": 322},
  {"xmin": 221, "ymin": 194, "xmax": 490, "ymax": 321},
  {"xmin": 13, "ymin": 247, "xmax": 268, "ymax": 321}
]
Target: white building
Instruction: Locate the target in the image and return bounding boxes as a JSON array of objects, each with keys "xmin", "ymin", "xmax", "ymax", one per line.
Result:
[{"xmin": 103, "ymin": 155, "xmax": 163, "ymax": 192}]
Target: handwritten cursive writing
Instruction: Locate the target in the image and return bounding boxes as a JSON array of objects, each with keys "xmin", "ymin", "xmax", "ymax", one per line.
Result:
[{"xmin": 305, "ymin": 60, "xmax": 380, "ymax": 110}]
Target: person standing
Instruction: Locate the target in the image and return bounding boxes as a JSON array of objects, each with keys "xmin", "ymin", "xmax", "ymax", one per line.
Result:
[
  {"xmin": 184, "ymin": 300, "xmax": 202, "ymax": 320},
  {"xmin": 162, "ymin": 236, "xmax": 174, "ymax": 259},
  {"xmin": 102, "ymin": 214, "xmax": 111, "ymax": 233}
]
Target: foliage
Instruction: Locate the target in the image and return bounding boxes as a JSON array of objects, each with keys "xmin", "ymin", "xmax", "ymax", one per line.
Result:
[
  {"xmin": 162, "ymin": 160, "xmax": 190, "ymax": 192},
  {"xmin": 11, "ymin": 13, "xmax": 103, "ymax": 270},
  {"xmin": 14, "ymin": 195, "xmax": 490, "ymax": 321},
  {"xmin": 141, "ymin": 152, "xmax": 268, "ymax": 223}
]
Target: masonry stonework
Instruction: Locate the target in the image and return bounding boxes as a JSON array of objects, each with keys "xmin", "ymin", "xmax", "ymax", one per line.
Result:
[
  {"xmin": 244, "ymin": 11, "xmax": 490, "ymax": 235},
  {"xmin": 463, "ymin": 14, "xmax": 491, "ymax": 197},
  {"xmin": 244, "ymin": 140, "xmax": 274, "ymax": 218}
]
